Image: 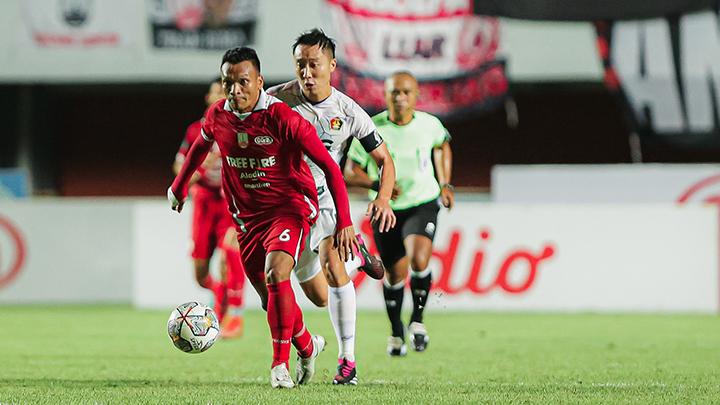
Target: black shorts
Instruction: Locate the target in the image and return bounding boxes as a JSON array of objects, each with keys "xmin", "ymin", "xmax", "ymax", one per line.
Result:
[{"xmin": 372, "ymin": 198, "xmax": 441, "ymax": 268}]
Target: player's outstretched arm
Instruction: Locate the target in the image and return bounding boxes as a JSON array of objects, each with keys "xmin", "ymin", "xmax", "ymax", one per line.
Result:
[
  {"xmin": 433, "ymin": 141, "xmax": 454, "ymax": 210},
  {"xmin": 169, "ymin": 135, "xmax": 213, "ymax": 213},
  {"xmin": 367, "ymin": 144, "xmax": 397, "ymax": 232}
]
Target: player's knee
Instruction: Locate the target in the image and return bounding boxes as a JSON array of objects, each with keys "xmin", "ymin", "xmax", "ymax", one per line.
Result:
[
  {"xmin": 386, "ymin": 263, "xmax": 409, "ymax": 284},
  {"xmin": 265, "ymin": 268, "xmax": 291, "ymax": 284},
  {"xmin": 321, "ymin": 259, "xmax": 349, "ymax": 288},
  {"xmin": 323, "ymin": 267, "xmax": 339, "ymax": 287},
  {"xmin": 409, "ymin": 256, "xmax": 430, "ymax": 273}
]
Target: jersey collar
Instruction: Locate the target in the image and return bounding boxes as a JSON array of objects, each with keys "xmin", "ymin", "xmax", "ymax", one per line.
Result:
[
  {"xmin": 298, "ymin": 82, "xmax": 335, "ymax": 106},
  {"xmin": 224, "ymin": 89, "xmax": 273, "ymax": 120}
]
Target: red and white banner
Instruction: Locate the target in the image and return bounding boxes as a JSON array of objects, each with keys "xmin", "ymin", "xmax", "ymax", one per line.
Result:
[
  {"xmin": 326, "ymin": 0, "xmax": 508, "ymax": 117},
  {"xmin": 19, "ymin": 0, "xmax": 136, "ymax": 47},
  {"xmin": 328, "ymin": 0, "xmax": 498, "ymax": 78}
]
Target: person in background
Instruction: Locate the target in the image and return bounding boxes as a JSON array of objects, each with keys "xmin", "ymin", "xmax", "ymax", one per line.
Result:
[{"xmin": 345, "ymin": 71, "xmax": 454, "ymax": 357}]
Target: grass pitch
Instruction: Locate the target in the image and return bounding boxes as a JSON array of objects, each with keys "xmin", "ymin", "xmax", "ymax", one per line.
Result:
[{"xmin": 2, "ymin": 306, "xmax": 719, "ymax": 404}]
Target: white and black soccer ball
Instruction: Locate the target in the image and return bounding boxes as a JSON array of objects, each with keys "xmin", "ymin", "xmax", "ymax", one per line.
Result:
[{"xmin": 167, "ymin": 301, "xmax": 220, "ymax": 353}]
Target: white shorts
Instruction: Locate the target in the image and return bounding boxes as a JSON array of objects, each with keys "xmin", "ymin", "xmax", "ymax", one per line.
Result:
[
  {"xmin": 293, "ymin": 187, "xmax": 362, "ymax": 283},
  {"xmin": 294, "ymin": 246, "xmax": 363, "ymax": 284}
]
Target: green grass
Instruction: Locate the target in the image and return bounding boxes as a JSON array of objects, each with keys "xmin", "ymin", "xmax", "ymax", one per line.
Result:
[{"xmin": 2, "ymin": 306, "xmax": 719, "ymax": 404}]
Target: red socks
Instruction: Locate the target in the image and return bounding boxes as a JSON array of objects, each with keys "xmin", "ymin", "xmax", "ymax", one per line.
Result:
[
  {"xmin": 199, "ymin": 274, "xmax": 220, "ymax": 291},
  {"xmin": 267, "ymin": 281, "xmax": 296, "ymax": 368},
  {"xmin": 292, "ymin": 301, "xmax": 314, "ymax": 359},
  {"xmin": 267, "ymin": 280, "xmax": 315, "ymax": 368},
  {"xmin": 224, "ymin": 247, "xmax": 246, "ymax": 308}
]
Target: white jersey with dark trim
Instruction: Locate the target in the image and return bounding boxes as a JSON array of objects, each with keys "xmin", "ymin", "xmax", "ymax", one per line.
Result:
[{"xmin": 267, "ymin": 80, "xmax": 383, "ymax": 194}]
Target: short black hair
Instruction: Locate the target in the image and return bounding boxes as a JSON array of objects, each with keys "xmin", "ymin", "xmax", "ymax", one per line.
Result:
[
  {"xmin": 211, "ymin": 76, "xmax": 222, "ymax": 86},
  {"xmin": 292, "ymin": 28, "xmax": 336, "ymax": 58},
  {"xmin": 221, "ymin": 47, "xmax": 261, "ymax": 73}
]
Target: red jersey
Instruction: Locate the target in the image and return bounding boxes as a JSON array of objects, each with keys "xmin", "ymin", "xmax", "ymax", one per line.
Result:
[
  {"xmin": 176, "ymin": 119, "xmax": 222, "ymax": 193},
  {"xmin": 192, "ymin": 91, "xmax": 352, "ymax": 228}
]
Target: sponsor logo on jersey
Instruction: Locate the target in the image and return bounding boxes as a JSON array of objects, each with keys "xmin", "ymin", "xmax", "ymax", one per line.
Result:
[
  {"xmin": 254, "ymin": 135, "xmax": 273, "ymax": 145},
  {"xmin": 226, "ymin": 156, "xmax": 276, "ymax": 169},
  {"xmin": 244, "ymin": 182, "xmax": 270, "ymax": 189},
  {"xmin": 237, "ymin": 132, "xmax": 249, "ymax": 148},
  {"xmin": 329, "ymin": 117, "xmax": 343, "ymax": 131},
  {"xmin": 239, "ymin": 170, "xmax": 267, "ymax": 179}
]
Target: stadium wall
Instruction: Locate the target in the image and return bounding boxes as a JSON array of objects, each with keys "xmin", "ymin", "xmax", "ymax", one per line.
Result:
[
  {"xmin": 0, "ymin": 199, "xmax": 133, "ymax": 303},
  {"xmin": 1, "ymin": 198, "xmax": 717, "ymax": 313},
  {"xmin": 0, "ymin": 0, "xmax": 600, "ymax": 83},
  {"xmin": 492, "ymin": 164, "xmax": 720, "ymax": 203}
]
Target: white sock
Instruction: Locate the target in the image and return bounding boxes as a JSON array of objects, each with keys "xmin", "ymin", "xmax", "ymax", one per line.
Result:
[
  {"xmin": 411, "ymin": 267, "xmax": 432, "ymax": 279},
  {"xmin": 328, "ymin": 281, "xmax": 357, "ymax": 362}
]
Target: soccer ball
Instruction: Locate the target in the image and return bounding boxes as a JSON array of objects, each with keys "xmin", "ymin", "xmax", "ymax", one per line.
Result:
[{"xmin": 167, "ymin": 301, "xmax": 220, "ymax": 353}]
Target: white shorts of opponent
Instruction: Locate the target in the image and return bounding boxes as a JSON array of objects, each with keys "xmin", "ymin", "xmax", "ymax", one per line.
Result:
[{"xmin": 294, "ymin": 186, "xmax": 362, "ymax": 283}]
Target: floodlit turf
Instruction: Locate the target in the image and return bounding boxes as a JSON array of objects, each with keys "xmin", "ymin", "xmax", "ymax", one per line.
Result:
[{"xmin": 2, "ymin": 306, "xmax": 719, "ymax": 404}]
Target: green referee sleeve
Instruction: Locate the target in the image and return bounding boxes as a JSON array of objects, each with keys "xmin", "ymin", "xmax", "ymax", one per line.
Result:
[{"xmin": 347, "ymin": 138, "xmax": 369, "ymax": 168}]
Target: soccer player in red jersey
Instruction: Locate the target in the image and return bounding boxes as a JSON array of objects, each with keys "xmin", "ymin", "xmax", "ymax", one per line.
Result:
[
  {"xmin": 168, "ymin": 47, "xmax": 360, "ymax": 389},
  {"xmin": 173, "ymin": 78, "xmax": 246, "ymax": 338}
]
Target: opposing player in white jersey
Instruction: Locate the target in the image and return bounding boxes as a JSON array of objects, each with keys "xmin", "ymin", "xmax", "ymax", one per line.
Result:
[{"xmin": 267, "ymin": 28, "xmax": 397, "ymax": 385}]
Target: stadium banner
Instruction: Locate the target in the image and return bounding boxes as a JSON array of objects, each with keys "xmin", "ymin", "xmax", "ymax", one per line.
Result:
[
  {"xmin": 133, "ymin": 200, "xmax": 719, "ymax": 313},
  {"xmin": 0, "ymin": 0, "xmax": 600, "ymax": 82},
  {"xmin": 473, "ymin": 0, "xmax": 716, "ymax": 21},
  {"xmin": 0, "ymin": 200, "xmax": 133, "ymax": 303},
  {"xmin": 492, "ymin": 164, "xmax": 720, "ymax": 203},
  {"xmin": 19, "ymin": 0, "xmax": 136, "ymax": 48},
  {"xmin": 325, "ymin": 0, "xmax": 508, "ymax": 117},
  {"xmin": 595, "ymin": 7, "xmax": 720, "ymax": 147},
  {"xmin": 147, "ymin": 0, "xmax": 258, "ymax": 50}
]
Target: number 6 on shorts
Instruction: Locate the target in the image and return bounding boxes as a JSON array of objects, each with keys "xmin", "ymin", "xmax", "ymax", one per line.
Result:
[{"xmin": 279, "ymin": 229, "xmax": 291, "ymax": 242}]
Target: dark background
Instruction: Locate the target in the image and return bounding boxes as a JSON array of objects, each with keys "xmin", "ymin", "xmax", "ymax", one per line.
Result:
[{"xmin": 1, "ymin": 82, "xmax": 718, "ymax": 196}]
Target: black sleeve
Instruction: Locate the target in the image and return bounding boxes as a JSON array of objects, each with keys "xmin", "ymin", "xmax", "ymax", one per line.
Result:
[{"xmin": 359, "ymin": 131, "xmax": 384, "ymax": 153}]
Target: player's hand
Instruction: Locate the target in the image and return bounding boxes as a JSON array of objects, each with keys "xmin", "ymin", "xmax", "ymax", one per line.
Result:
[
  {"xmin": 334, "ymin": 225, "xmax": 360, "ymax": 262},
  {"xmin": 367, "ymin": 197, "xmax": 396, "ymax": 233},
  {"xmin": 440, "ymin": 186, "xmax": 454, "ymax": 210},
  {"xmin": 167, "ymin": 187, "xmax": 185, "ymax": 213}
]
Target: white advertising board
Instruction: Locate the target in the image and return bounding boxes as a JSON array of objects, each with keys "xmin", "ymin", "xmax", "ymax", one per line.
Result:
[
  {"xmin": 0, "ymin": 199, "xmax": 133, "ymax": 303},
  {"xmin": 133, "ymin": 200, "xmax": 719, "ymax": 313},
  {"xmin": 492, "ymin": 164, "xmax": 720, "ymax": 204},
  {"xmin": 1, "ymin": 199, "xmax": 715, "ymax": 312}
]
